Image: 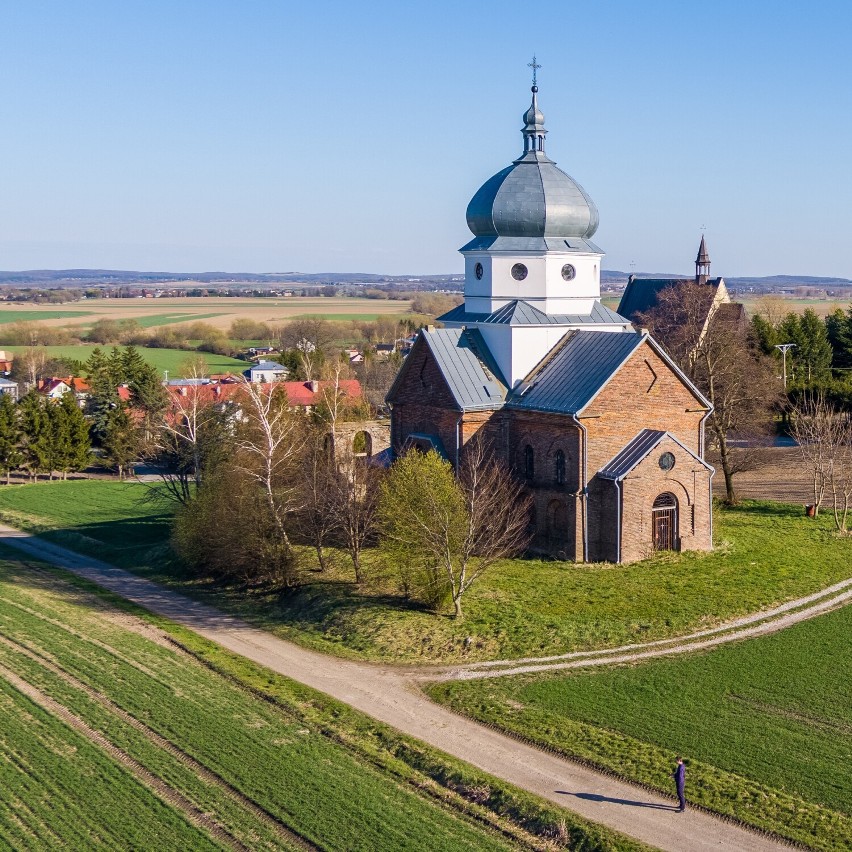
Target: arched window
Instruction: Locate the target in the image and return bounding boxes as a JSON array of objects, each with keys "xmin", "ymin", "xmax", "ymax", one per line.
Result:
[
  {"xmin": 554, "ymin": 450, "xmax": 566, "ymax": 486},
  {"xmin": 652, "ymin": 492, "xmax": 678, "ymax": 551},
  {"xmin": 352, "ymin": 430, "xmax": 372, "ymax": 457},
  {"xmin": 524, "ymin": 445, "xmax": 535, "ymax": 481}
]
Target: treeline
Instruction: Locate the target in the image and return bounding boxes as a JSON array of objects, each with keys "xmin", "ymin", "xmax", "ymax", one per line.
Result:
[
  {"xmin": 751, "ymin": 300, "xmax": 852, "ymax": 405},
  {"xmin": 0, "ymin": 303, "xmax": 454, "ymax": 359},
  {"xmin": 1, "ymin": 346, "xmax": 169, "ymax": 481},
  {"xmin": 0, "ymin": 393, "xmax": 90, "ymax": 482}
]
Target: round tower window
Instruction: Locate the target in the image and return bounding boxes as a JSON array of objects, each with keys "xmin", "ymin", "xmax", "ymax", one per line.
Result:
[
  {"xmin": 561, "ymin": 264, "xmax": 576, "ymax": 281},
  {"xmin": 659, "ymin": 452, "xmax": 675, "ymax": 471},
  {"xmin": 474, "ymin": 262, "xmax": 483, "ymax": 280},
  {"xmin": 511, "ymin": 263, "xmax": 528, "ymax": 281}
]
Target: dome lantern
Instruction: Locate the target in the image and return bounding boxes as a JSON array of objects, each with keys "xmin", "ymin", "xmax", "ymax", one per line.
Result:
[{"xmin": 465, "ymin": 84, "xmax": 599, "ymax": 241}]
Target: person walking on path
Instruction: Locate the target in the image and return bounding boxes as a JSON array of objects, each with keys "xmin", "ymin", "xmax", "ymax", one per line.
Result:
[{"xmin": 673, "ymin": 758, "xmax": 686, "ymax": 811}]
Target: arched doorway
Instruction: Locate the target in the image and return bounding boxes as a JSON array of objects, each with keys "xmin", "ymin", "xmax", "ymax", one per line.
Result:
[
  {"xmin": 352, "ymin": 430, "xmax": 372, "ymax": 458},
  {"xmin": 652, "ymin": 493, "xmax": 678, "ymax": 551}
]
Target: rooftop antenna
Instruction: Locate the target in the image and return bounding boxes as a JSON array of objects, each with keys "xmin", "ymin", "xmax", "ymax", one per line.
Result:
[{"xmin": 527, "ymin": 55, "xmax": 542, "ymax": 87}]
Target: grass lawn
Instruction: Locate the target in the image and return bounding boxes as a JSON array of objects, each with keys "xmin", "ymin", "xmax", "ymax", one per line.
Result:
[
  {"xmin": 0, "ymin": 555, "xmax": 643, "ymax": 852},
  {"xmin": 5, "ymin": 344, "xmax": 247, "ymax": 375},
  {"xmin": 427, "ymin": 606, "xmax": 852, "ymax": 850},
  {"xmin": 0, "ymin": 482, "xmax": 850, "ymax": 666}
]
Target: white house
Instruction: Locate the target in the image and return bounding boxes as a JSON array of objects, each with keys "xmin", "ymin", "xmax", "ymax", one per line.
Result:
[{"xmin": 244, "ymin": 361, "xmax": 288, "ymax": 383}]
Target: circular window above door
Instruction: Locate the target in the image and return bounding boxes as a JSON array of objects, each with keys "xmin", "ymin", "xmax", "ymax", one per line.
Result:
[
  {"xmin": 511, "ymin": 263, "xmax": 528, "ymax": 281},
  {"xmin": 659, "ymin": 452, "xmax": 675, "ymax": 471}
]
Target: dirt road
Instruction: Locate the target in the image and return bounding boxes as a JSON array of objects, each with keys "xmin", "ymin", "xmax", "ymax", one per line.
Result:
[{"xmin": 0, "ymin": 524, "xmax": 815, "ymax": 852}]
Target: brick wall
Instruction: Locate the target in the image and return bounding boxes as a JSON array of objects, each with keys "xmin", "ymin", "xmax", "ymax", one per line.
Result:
[{"xmin": 582, "ymin": 341, "xmax": 706, "ymax": 473}]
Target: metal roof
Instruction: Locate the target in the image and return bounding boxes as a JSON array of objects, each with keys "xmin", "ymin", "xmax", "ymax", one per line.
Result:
[
  {"xmin": 508, "ymin": 329, "xmax": 645, "ymax": 414},
  {"xmin": 418, "ymin": 328, "xmax": 508, "ymax": 411},
  {"xmin": 617, "ymin": 276, "xmax": 723, "ymax": 321},
  {"xmin": 464, "ymin": 89, "xmax": 598, "ymax": 242},
  {"xmin": 439, "ymin": 300, "xmax": 629, "ymax": 327},
  {"xmin": 598, "ymin": 429, "xmax": 714, "ymax": 481},
  {"xmin": 460, "ymin": 235, "xmax": 603, "ymax": 253},
  {"xmin": 252, "ymin": 360, "xmax": 286, "ymax": 370}
]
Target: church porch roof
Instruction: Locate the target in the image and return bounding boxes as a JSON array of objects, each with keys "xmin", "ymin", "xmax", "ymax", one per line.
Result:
[
  {"xmin": 598, "ymin": 429, "xmax": 714, "ymax": 481},
  {"xmin": 438, "ymin": 299, "xmax": 628, "ymax": 327}
]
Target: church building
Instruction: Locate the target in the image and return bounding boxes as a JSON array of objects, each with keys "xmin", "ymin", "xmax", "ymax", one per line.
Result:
[{"xmin": 386, "ymin": 79, "xmax": 714, "ymax": 563}]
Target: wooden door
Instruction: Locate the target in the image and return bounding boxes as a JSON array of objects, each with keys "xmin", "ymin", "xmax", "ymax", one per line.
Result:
[{"xmin": 652, "ymin": 494, "xmax": 678, "ymax": 551}]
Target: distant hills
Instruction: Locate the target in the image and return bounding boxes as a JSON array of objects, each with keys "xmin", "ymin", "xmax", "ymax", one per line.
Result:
[{"xmin": 0, "ymin": 268, "xmax": 850, "ymax": 291}]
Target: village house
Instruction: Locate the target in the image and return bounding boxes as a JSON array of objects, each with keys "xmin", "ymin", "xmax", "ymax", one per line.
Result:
[
  {"xmin": 387, "ymin": 82, "xmax": 714, "ymax": 563},
  {"xmin": 0, "ymin": 377, "xmax": 18, "ymax": 400},
  {"xmin": 243, "ymin": 360, "xmax": 288, "ymax": 383}
]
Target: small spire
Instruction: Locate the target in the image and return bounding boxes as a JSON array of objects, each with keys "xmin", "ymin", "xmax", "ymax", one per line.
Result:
[
  {"xmin": 521, "ymin": 57, "xmax": 547, "ymax": 158},
  {"xmin": 695, "ymin": 234, "xmax": 711, "ymax": 283}
]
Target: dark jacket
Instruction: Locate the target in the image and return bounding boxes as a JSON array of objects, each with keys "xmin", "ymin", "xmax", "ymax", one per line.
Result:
[{"xmin": 673, "ymin": 763, "xmax": 686, "ymax": 789}]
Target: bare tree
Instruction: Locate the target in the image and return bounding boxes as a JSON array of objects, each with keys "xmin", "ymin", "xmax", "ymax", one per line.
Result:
[
  {"xmin": 379, "ymin": 439, "xmax": 531, "ymax": 619},
  {"xmin": 278, "ymin": 317, "xmax": 338, "ymax": 381},
  {"xmin": 638, "ymin": 282, "xmax": 781, "ymax": 503},
  {"xmin": 152, "ymin": 363, "xmax": 230, "ymax": 503},
  {"xmin": 297, "ymin": 426, "xmax": 339, "ymax": 572},
  {"xmin": 329, "ymin": 452, "xmax": 383, "ymax": 584},
  {"xmin": 790, "ymin": 393, "xmax": 852, "ymax": 531}
]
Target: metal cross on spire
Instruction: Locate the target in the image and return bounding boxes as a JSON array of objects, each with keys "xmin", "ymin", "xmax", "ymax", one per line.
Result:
[{"xmin": 527, "ymin": 55, "xmax": 541, "ymax": 87}]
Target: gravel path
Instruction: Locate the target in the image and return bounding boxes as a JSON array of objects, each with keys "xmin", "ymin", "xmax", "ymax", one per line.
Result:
[{"xmin": 0, "ymin": 523, "xmax": 822, "ymax": 852}]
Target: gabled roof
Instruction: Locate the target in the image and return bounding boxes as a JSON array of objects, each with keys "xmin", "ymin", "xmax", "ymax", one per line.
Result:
[
  {"xmin": 438, "ymin": 299, "xmax": 629, "ymax": 327},
  {"xmin": 508, "ymin": 330, "xmax": 646, "ymax": 414},
  {"xmin": 251, "ymin": 360, "xmax": 286, "ymax": 371},
  {"xmin": 617, "ymin": 276, "xmax": 723, "ymax": 321},
  {"xmin": 598, "ymin": 429, "xmax": 714, "ymax": 481},
  {"xmin": 387, "ymin": 328, "xmax": 507, "ymax": 411}
]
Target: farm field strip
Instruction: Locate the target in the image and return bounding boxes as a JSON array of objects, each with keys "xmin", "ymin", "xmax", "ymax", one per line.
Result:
[
  {"xmin": 0, "ymin": 660, "xmax": 242, "ymax": 850},
  {"xmin": 0, "ymin": 631, "xmax": 315, "ymax": 851},
  {"xmin": 0, "ymin": 675, "xmax": 222, "ymax": 851},
  {"xmin": 0, "ymin": 559, "xmax": 524, "ymax": 852},
  {"xmin": 0, "ymin": 297, "xmax": 414, "ymax": 331}
]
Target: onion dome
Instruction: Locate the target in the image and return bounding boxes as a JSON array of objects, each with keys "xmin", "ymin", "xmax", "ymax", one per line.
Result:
[{"xmin": 466, "ymin": 87, "xmax": 599, "ymax": 240}]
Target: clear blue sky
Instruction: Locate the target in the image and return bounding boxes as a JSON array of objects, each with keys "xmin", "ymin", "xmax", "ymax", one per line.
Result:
[{"xmin": 1, "ymin": 0, "xmax": 850, "ymax": 278}]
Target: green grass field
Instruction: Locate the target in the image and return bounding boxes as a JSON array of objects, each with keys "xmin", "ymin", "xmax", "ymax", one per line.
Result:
[
  {"xmin": 0, "ymin": 309, "xmax": 94, "ymax": 324},
  {"xmin": 6, "ymin": 344, "xmax": 247, "ymax": 375},
  {"xmin": 0, "ymin": 482, "xmax": 850, "ymax": 667},
  {"xmin": 427, "ymin": 605, "xmax": 852, "ymax": 849},
  {"xmin": 131, "ymin": 312, "xmax": 225, "ymax": 328},
  {"xmin": 0, "ymin": 555, "xmax": 644, "ymax": 852}
]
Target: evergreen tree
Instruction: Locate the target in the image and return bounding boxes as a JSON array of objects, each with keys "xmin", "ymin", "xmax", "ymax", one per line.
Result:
[
  {"xmin": 50, "ymin": 393, "xmax": 92, "ymax": 479},
  {"xmin": 18, "ymin": 392, "xmax": 52, "ymax": 480},
  {"xmin": 0, "ymin": 394, "xmax": 23, "ymax": 484},
  {"xmin": 101, "ymin": 405, "xmax": 140, "ymax": 479},
  {"xmin": 750, "ymin": 314, "xmax": 778, "ymax": 355},
  {"xmin": 796, "ymin": 308, "xmax": 833, "ymax": 383},
  {"xmin": 826, "ymin": 307, "xmax": 852, "ymax": 370},
  {"xmin": 85, "ymin": 346, "xmax": 121, "ymax": 443}
]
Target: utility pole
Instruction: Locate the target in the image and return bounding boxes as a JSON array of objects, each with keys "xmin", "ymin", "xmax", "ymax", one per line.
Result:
[{"xmin": 775, "ymin": 343, "xmax": 796, "ymax": 390}]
